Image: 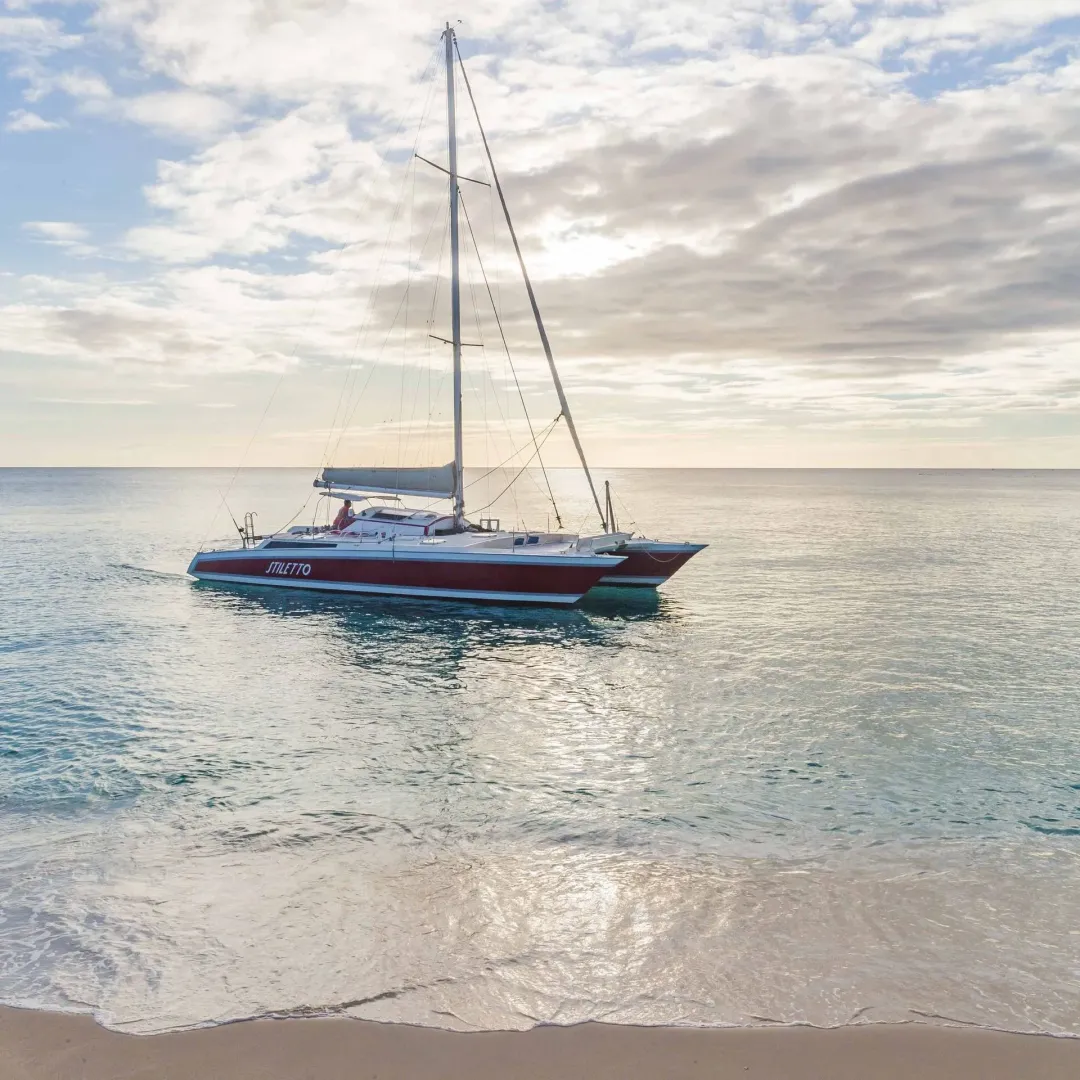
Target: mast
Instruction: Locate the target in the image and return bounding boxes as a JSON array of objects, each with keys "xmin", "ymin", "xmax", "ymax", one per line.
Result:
[
  {"xmin": 445, "ymin": 23, "xmax": 465, "ymax": 529},
  {"xmin": 453, "ymin": 40, "xmax": 607, "ymax": 531}
]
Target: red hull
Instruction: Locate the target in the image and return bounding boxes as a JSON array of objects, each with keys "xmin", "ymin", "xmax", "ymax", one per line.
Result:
[
  {"xmin": 188, "ymin": 547, "xmax": 618, "ymax": 606},
  {"xmin": 595, "ymin": 542, "xmax": 705, "ymax": 588}
]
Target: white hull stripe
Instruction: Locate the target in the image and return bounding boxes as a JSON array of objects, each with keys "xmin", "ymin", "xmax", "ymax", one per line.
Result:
[
  {"xmin": 193, "ymin": 549, "xmax": 621, "ymax": 569},
  {"xmin": 624, "ymin": 545, "xmax": 704, "ymax": 554},
  {"xmin": 595, "ymin": 575, "xmax": 665, "ymax": 587},
  {"xmin": 190, "ymin": 572, "xmax": 583, "ymax": 606}
]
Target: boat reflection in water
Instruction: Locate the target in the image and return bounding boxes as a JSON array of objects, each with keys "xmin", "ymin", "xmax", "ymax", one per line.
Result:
[
  {"xmin": 185, "ymin": 577, "xmax": 680, "ymax": 838},
  {"xmin": 188, "ymin": 577, "xmax": 672, "ymax": 729},
  {"xmin": 191, "ymin": 575, "xmax": 668, "ymax": 661}
]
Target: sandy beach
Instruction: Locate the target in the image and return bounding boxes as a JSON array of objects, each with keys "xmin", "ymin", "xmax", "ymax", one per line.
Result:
[{"xmin": 2, "ymin": 1007, "xmax": 1078, "ymax": 1080}]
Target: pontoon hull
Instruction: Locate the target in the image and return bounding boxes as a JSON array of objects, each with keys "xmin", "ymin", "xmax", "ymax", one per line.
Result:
[
  {"xmin": 187, "ymin": 547, "xmax": 622, "ymax": 606},
  {"xmin": 594, "ymin": 541, "xmax": 706, "ymax": 588}
]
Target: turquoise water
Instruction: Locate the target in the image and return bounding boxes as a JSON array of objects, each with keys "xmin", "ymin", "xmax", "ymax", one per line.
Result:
[{"xmin": 1, "ymin": 468, "xmax": 1079, "ymax": 1034}]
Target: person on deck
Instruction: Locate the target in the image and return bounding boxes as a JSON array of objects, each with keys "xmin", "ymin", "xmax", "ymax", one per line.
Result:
[{"xmin": 332, "ymin": 500, "xmax": 356, "ymax": 532}]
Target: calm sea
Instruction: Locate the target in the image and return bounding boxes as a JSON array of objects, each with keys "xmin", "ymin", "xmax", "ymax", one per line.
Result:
[{"xmin": 1, "ymin": 468, "xmax": 1079, "ymax": 1035}]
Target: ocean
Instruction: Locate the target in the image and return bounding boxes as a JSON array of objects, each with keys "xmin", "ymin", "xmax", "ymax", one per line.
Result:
[{"xmin": 1, "ymin": 467, "xmax": 1079, "ymax": 1035}]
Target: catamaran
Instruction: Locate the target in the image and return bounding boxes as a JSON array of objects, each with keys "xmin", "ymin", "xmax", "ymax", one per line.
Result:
[{"xmin": 187, "ymin": 25, "xmax": 704, "ymax": 605}]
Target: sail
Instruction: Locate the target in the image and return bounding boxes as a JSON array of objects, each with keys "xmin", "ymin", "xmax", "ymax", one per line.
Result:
[{"xmin": 317, "ymin": 464, "xmax": 457, "ymax": 499}]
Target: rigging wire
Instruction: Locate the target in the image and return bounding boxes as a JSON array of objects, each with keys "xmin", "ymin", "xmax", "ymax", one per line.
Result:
[
  {"xmin": 464, "ymin": 413, "xmax": 561, "ymax": 491},
  {"xmin": 321, "ymin": 43, "xmax": 443, "ymax": 473},
  {"xmin": 468, "ymin": 415, "xmax": 564, "ymax": 516},
  {"xmin": 461, "ymin": 215, "xmax": 523, "ymax": 520},
  {"xmin": 333, "ymin": 129, "xmax": 450, "ymax": 465},
  {"xmin": 459, "ymin": 226, "xmax": 521, "ymax": 525},
  {"xmin": 410, "ymin": 411, "xmax": 562, "ymax": 519},
  {"xmin": 311, "ymin": 37, "xmax": 563, "ymax": 532},
  {"xmin": 399, "ymin": 176, "xmax": 448, "ymax": 466},
  {"xmin": 462, "ymin": 229, "xmax": 490, "ymax": 475},
  {"xmin": 459, "ymin": 192, "xmax": 563, "ymax": 527},
  {"xmin": 420, "ymin": 210, "xmax": 451, "ymax": 456},
  {"xmin": 333, "ymin": 206, "xmax": 435, "ymax": 456},
  {"xmin": 396, "ymin": 132, "xmax": 419, "ymax": 470},
  {"xmin": 612, "ymin": 484, "xmax": 638, "ymax": 532},
  {"xmin": 324, "ymin": 165, "xmax": 424, "ymax": 466},
  {"xmin": 453, "ymin": 35, "xmax": 606, "ymax": 531},
  {"xmin": 197, "ymin": 46, "xmax": 447, "ymax": 539},
  {"xmin": 276, "ymin": 491, "xmax": 317, "ymax": 535},
  {"xmin": 199, "ymin": 372, "xmax": 289, "ymax": 550}
]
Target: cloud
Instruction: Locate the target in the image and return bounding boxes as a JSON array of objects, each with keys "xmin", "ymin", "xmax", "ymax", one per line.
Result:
[
  {"xmin": 0, "ymin": 268, "xmax": 311, "ymax": 375},
  {"xmin": 441, "ymin": 58, "xmax": 1080, "ymax": 408},
  {"xmin": 91, "ymin": 0, "xmax": 451, "ymax": 102},
  {"xmin": 35, "ymin": 397, "xmax": 155, "ymax": 406},
  {"xmin": 4, "ymin": 108, "xmax": 66, "ymax": 132},
  {"xmin": 114, "ymin": 89, "xmax": 237, "ymax": 138},
  {"xmin": 14, "ymin": 66, "xmax": 234, "ymax": 140},
  {"xmin": 22, "ymin": 221, "xmax": 95, "ymax": 256},
  {"xmin": 23, "ymin": 221, "xmax": 89, "ymax": 243},
  {"xmin": 847, "ymin": 1, "xmax": 1080, "ymax": 67},
  {"xmin": 14, "ymin": 65, "xmax": 114, "ymax": 105},
  {"xmin": 0, "ymin": 14, "xmax": 80, "ymax": 58},
  {"xmin": 4, "ymin": 1, "xmax": 1080, "ymax": 465},
  {"xmin": 122, "ymin": 102, "xmax": 377, "ymax": 261}
]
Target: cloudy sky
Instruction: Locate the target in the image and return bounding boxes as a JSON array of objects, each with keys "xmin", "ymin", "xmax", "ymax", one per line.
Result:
[{"xmin": 1, "ymin": 0, "xmax": 1079, "ymax": 468}]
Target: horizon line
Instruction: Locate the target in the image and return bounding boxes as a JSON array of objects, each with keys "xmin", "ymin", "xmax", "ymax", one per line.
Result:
[{"xmin": 2, "ymin": 465, "xmax": 1078, "ymax": 472}]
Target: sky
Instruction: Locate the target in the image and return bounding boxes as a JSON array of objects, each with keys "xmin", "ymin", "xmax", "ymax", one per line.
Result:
[{"xmin": 1, "ymin": 0, "xmax": 1079, "ymax": 468}]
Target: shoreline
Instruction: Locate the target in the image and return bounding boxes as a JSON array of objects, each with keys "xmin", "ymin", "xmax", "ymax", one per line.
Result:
[{"xmin": 4, "ymin": 1007, "xmax": 1080, "ymax": 1080}]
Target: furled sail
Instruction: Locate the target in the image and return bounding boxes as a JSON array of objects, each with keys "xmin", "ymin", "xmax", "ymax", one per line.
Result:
[{"xmin": 316, "ymin": 464, "xmax": 457, "ymax": 499}]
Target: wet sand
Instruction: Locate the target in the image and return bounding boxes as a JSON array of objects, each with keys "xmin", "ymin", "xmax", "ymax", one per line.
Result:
[{"xmin": 2, "ymin": 1006, "xmax": 1078, "ymax": 1080}]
